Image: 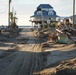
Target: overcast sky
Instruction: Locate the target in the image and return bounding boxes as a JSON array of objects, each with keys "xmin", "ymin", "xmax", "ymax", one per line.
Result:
[{"xmin": 0, "ymin": 0, "xmax": 76, "ymax": 26}]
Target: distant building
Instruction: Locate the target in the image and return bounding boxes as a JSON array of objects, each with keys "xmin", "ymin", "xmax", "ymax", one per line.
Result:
[{"xmin": 30, "ymin": 4, "xmax": 58, "ymax": 26}]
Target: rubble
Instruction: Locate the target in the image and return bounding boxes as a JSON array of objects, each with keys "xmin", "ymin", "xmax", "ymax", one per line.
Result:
[
  {"xmin": 1, "ymin": 28, "xmax": 20, "ymax": 37},
  {"xmin": 48, "ymin": 27, "xmax": 76, "ymax": 44},
  {"xmin": 56, "ymin": 58, "xmax": 76, "ymax": 75},
  {"xmin": 35, "ymin": 58, "xmax": 76, "ymax": 75}
]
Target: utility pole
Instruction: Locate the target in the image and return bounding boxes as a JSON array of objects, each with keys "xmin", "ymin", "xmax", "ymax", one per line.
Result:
[
  {"xmin": 11, "ymin": 7, "xmax": 14, "ymax": 24},
  {"xmin": 8, "ymin": 0, "xmax": 11, "ymax": 26},
  {"xmin": 73, "ymin": 0, "xmax": 75, "ymax": 28}
]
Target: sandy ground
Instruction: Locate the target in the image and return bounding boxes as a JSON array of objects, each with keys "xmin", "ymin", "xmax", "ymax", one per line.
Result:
[
  {"xmin": 0, "ymin": 28, "xmax": 76, "ymax": 75},
  {"xmin": 45, "ymin": 44, "xmax": 76, "ymax": 66},
  {"xmin": 0, "ymin": 28, "xmax": 45, "ymax": 75}
]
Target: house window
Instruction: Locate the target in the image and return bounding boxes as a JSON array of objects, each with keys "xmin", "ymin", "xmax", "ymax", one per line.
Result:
[
  {"xmin": 48, "ymin": 11, "xmax": 54, "ymax": 15},
  {"xmin": 42, "ymin": 8, "xmax": 48, "ymax": 11},
  {"xmin": 37, "ymin": 11, "xmax": 42, "ymax": 15},
  {"xmin": 48, "ymin": 8, "xmax": 53, "ymax": 11}
]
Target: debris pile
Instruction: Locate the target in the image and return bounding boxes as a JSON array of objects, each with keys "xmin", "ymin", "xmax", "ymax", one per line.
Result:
[
  {"xmin": 56, "ymin": 58, "xmax": 76, "ymax": 75},
  {"xmin": 35, "ymin": 58, "xmax": 76, "ymax": 75},
  {"xmin": 1, "ymin": 28, "xmax": 20, "ymax": 37},
  {"xmin": 48, "ymin": 23, "xmax": 76, "ymax": 44},
  {"xmin": 33, "ymin": 18, "xmax": 76, "ymax": 44}
]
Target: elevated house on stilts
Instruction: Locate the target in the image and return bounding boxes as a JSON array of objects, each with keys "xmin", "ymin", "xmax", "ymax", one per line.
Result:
[{"xmin": 30, "ymin": 4, "xmax": 58, "ymax": 28}]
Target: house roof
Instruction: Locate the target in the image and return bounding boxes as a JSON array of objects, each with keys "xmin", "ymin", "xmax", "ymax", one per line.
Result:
[
  {"xmin": 30, "ymin": 4, "xmax": 59, "ymax": 18},
  {"xmin": 37, "ymin": 4, "xmax": 53, "ymax": 9}
]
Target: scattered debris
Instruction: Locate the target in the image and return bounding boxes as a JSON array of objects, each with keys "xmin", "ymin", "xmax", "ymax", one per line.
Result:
[
  {"xmin": 1, "ymin": 28, "xmax": 20, "ymax": 37},
  {"xmin": 56, "ymin": 58, "xmax": 76, "ymax": 75}
]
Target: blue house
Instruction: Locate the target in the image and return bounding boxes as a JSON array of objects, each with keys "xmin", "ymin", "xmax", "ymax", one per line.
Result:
[{"xmin": 30, "ymin": 4, "xmax": 58, "ymax": 25}]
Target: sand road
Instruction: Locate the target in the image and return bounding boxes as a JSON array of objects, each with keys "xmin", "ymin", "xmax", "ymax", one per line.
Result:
[{"xmin": 0, "ymin": 28, "xmax": 44, "ymax": 75}]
